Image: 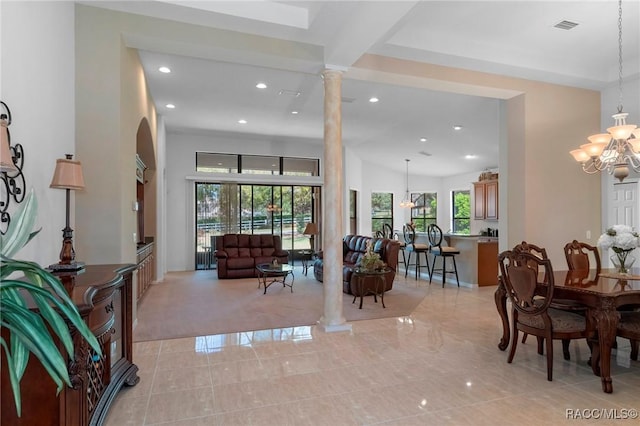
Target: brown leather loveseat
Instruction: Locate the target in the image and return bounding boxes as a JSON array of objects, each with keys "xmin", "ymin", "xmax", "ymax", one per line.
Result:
[
  {"xmin": 215, "ymin": 234, "xmax": 289, "ymax": 279},
  {"xmin": 313, "ymin": 235, "xmax": 400, "ymax": 295}
]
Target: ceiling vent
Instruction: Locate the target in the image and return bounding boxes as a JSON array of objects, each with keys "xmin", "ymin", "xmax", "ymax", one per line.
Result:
[
  {"xmin": 554, "ymin": 20, "xmax": 579, "ymax": 30},
  {"xmin": 341, "ymin": 97, "xmax": 355, "ymax": 103},
  {"xmin": 278, "ymin": 89, "xmax": 301, "ymax": 97},
  {"xmin": 418, "ymin": 150, "xmax": 432, "ymax": 157}
]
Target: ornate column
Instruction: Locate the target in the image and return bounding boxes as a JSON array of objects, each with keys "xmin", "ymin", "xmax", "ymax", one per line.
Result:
[{"xmin": 317, "ymin": 68, "xmax": 351, "ymax": 332}]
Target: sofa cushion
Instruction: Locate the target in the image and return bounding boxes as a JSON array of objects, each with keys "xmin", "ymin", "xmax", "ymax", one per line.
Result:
[{"xmin": 227, "ymin": 257, "xmax": 255, "ymax": 269}]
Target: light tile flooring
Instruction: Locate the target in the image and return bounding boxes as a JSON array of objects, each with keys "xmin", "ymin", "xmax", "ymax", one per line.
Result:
[{"xmin": 106, "ymin": 274, "xmax": 640, "ymax": 425}]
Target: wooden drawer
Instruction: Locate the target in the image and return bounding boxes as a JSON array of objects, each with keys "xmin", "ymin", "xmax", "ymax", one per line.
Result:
[{"xmin": 88, "ymin": 295, "xmax": 115, "ymax": 336}]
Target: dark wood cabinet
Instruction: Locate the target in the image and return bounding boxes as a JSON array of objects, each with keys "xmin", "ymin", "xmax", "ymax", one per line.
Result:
[
  {"xmin": 137, "ymin": 242, "xmax": 155, "ymax": 302},
  {"xmin": 473, "ymin": 180, "xmax": 499, "ymax": 220},
  {"xmin": 1, "ymin": 264, "xmax": 139, "ymax": 426}
]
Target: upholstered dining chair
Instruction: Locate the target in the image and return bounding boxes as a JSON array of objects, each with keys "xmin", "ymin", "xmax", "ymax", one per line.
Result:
[
  {"xmin": 498, "ymin": 250, "xmax": 589, "ymax": 381},
  {"xmin": 513, "ymin": 241, "xmax": 585, "ymax": 360},
  {"xmin": 617, "ymin": 312, "xmax": 640, "ymax": 361},
  {"xmin": 403, "ymin": 223, "xmax": 430, "ymax": 280},
  {"xmin": 426, "ymin": 224, "xmax": 459, "ymax": 287}
]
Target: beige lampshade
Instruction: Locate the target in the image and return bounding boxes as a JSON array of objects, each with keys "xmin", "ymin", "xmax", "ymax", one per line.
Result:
[
  {"xmin": 580, "ymin": 141, "xmax": 607, "ymax": 158},
  {"xmin": 570, "ymin": 149, "xmax": 590, "ymax": 163},
  {"xmin": 50, "ymin": 156, "xmax": 85, "ymax": 190},
  {"xmin": 607, "ymin": 124, "xmax": 637, "ymax": 141},
  {"xmin": 0, "ymin": 117, "xmax": 17, "ymax": 173},
  {"xmin": 303, "ymin": 222, "xmax": 318, "ymax": 235}
]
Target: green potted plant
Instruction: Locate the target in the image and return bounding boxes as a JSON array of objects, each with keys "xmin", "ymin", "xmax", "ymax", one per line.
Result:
[{"xmin": 0, "ymin": 188, "xmax": 101, "ymax": 416}]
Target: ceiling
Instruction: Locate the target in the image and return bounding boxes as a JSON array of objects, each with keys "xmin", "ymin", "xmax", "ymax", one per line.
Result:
[{"xmin": 85, "ymin": 1, "xmax": 640, "ymax": 177}]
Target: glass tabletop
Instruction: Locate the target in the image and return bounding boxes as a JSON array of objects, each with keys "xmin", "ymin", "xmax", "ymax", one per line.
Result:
[{"xmin": 256, "ymin": 263, "xmax": 294, "ymax": 273}]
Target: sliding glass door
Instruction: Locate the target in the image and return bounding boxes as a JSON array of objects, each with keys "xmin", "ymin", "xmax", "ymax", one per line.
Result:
[{"xmin": 195, "ymin": 182, "xmax": 318, "ymax": 269}]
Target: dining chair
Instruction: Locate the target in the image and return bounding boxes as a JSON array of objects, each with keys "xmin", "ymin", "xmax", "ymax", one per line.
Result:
[
  {"xmin": 427, "ymin": 224, "xmax": 459, "ymax": 287},
  {"xmin": 403, "ymin": 223, "xmax": 430, "ymax": 280},
  {"xmin": 498, "ymin": 250, "xmax": 589, "ymax": 381},
  {"xmin": 564, "ymin": 239, "xmax": 601, "ymax": 271},
  {"xmin": 617, "ymin": 311, "xmax": 640, "ymax": 361},
  {"xmin": 513, "ymin": 241, "xmax": 582, "ymax": 359}
]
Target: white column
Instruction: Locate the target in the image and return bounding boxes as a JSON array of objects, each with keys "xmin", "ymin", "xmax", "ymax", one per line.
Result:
[{"xmin": 318, "ymin": 68, "xmax": 351, "ymax": 332}]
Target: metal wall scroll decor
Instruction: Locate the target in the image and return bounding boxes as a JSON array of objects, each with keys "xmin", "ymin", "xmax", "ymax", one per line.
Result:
[{"xmin": 0, "ymin": 101, "xmax": 27, "ymax": 235}]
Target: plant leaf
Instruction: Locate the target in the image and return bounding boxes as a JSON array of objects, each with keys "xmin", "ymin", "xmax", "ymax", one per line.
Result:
[
  {"xmin": 0, "ymin": 339, "xmax": 22, "ymax": 417},
  {"xmin": 0, "ymin": 188, "xmax": 39, "ymax": 258}
]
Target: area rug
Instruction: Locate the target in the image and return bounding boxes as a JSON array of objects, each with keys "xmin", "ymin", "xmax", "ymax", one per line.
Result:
[{"xmin": 133, "ymin": 267, "xmax": 429, "ymax": 341}]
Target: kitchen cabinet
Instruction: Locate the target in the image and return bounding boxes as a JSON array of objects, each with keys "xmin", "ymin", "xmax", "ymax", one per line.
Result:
[{"xmin": 473, "ymin": 180, "xmax": 498, "ymax": 220}]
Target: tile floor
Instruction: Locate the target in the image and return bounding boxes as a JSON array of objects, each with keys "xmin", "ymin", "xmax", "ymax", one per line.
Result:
[{"xmin": 106, "ymin": 274, "xmax": 640, "ymax": 425}]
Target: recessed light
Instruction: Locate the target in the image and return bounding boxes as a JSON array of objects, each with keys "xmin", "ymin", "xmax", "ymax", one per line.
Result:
[
  {"xmin": 453, "ymin": 125, "xmax": 463, "ymax": 130},
  {"xmin": 165, "ymin": 103, "xmax": 175, "ymax": 109},
  {"xmin": 465, "ymin": 154, "xmax": 476, "ymax": 159},
  {"xmin": 291, "ymin": 111, "xmax": 299, "ymax": 115},
  {"xmin": 369, "ymin": 97, "xmax": 379, "ymax": 103},
  {"xmin": 256, "ymin": 82, "xmax": 267, "ymax": 89},
  {"xmin": 217, "ymin": 162, "xmax": 222, "ymax": 166},
  {"xmin": 238, "ymin": 119, "xmax": 247, "ymax": 124},
  {"xmin": 420, "ymin": 137, "xmax": 427, "ymax": 142},
  {"xmin": 158, "ymin": 66, "xmax": 171, "ymax": 73}
]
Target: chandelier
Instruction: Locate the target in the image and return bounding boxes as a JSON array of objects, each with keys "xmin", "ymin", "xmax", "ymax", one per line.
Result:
[
  {"xmin": 399, "ymin": 159, "xmax": 414, "ymax": 208},
  {"xmin": 570, "ymin": 0, "xmax": 639, "ymax": 182}
]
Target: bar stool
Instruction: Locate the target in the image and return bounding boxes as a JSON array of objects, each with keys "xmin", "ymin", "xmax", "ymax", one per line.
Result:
[
  {"xmin": 427, "ymin": 224, "xmax": 459, "ymax": 287},
  {"xmin": 403, "ymin": 224, "xmax": 430, "ymax": 280}
]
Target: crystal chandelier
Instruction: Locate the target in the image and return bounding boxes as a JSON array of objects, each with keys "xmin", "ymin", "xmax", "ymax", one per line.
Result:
[
  {"xmin": 399, "ymin": 159, "xmax": 414, "ymax": 208},
  {"xmin": 570, "ymin": 0, "xmax": 640, "ymax": 182}
]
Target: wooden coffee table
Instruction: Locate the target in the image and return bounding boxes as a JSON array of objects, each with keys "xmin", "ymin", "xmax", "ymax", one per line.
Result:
[{"xmin": 256, "ymin": 263, "xmax": 294, "ymax": 294}]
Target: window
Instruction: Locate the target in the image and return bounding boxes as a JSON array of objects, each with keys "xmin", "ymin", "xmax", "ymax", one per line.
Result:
[
  {"xmin": 196, "ymin": 152, "xmax": 320, "ymax": 176},
  {"xmin": 371, "ymin": 192, "xmax": 393, "ymax": 235},
  {"xmin": 452, "ymin": 190, "xmax": 470, "ymax": 233},
  {"xmin": 410, "ymin": 192, "xmax": 437, "ymax": 232},
  {"xmin": 349, "ymin": 190, "xmax": 357, "ymax": 235}
]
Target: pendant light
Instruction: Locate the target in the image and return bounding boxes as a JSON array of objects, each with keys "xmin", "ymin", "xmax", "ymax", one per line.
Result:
[{"xmin": 400, "ymin": 159, "xmax": 414, "ymax": 208}]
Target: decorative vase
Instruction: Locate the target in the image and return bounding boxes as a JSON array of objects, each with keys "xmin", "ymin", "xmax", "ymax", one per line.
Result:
[{"xmin": 611, "ymin": 250, "xmax": 635, "ymax": 275}]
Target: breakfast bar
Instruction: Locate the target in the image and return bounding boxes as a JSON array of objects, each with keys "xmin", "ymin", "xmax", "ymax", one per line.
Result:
[{"xmin": 412, "ymin": 233, "xmax": 498, "ymax": 286}]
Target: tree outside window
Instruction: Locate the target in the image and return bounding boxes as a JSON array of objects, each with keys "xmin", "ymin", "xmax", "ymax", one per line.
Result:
[
  {"xmin": 371, "ymin": 192, "xmax": 393, "ymax": 236},
  {"xmin": 452, "ymin": 190, "xmax": 470, "ymax": 233},
  {"xmin": 411, "ymin": 192, "xmax": 437, "ymax": 232}
]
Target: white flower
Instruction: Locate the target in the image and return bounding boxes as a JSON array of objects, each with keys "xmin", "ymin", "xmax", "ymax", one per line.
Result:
[{"xmin": 597, "ymin": 225, "xmax": 640, "ymax": 252}]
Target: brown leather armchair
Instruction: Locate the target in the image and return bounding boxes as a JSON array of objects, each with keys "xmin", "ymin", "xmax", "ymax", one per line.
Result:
[{"xmin": 313, "ymin": 235, "xmax": 400, "ymax": 296}]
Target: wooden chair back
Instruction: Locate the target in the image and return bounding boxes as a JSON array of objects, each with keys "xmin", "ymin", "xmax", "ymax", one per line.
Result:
[
  {"xmin": 498, "ymin": 250, "xmax": 554, "ymax": 316},
  {"xmin": 564, "ymin": 239, "xmax": 601, "ymax": 271}
]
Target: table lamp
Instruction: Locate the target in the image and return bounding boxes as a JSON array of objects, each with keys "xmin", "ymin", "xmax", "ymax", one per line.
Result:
[
  {"xmin": 49, "ymin": 154, "xmax": 85, "ymax": 271},
  {"xmin": 303, "ymin": 222, "xmax": 318, "ymax": 250}
]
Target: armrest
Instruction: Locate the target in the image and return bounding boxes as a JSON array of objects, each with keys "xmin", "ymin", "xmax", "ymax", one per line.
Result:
[
  {"xmin": 274, "ymin": 250, "xmax": 289, "ymax": 257},
  {"xmin": 214, "ymin": 250, "xmax": 228, "ymax": 259}
]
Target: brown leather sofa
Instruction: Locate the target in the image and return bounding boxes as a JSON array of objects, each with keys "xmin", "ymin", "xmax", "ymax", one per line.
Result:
[
  {"xmin": 214, "ymin": 234, "xmax": 289, "ymax": 279},
  {"xmin": 313, "ymin": 235, "xmax": 400, "ymax": 295}
]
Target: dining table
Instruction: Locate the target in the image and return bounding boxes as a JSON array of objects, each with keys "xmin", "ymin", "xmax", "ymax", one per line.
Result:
[{"xmin": 495, "ymin": 267, "xmax": 640, "ymax": 393}]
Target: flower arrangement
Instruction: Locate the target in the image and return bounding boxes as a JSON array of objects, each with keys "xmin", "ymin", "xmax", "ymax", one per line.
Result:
[
  {"xmin": 358, "ymin": 240, "xmax": 386, "ymax": 272},
  {"xmin": 597, "ymin": 224, "xmax": 640, "ymax": 274}
]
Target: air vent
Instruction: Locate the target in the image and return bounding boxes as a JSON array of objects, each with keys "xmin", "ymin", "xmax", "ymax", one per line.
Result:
[
  {"xmin": 554, "ymin": 20, "xmax": 579, "ymax": 30},
  {"xmin": 278, "ymin": 89, "xmax": 301, "ymax": 97},
  {"xmin": 341, "ymin": 97, "xmax": 355, "ymax": 103},
  {"xmin": 418, "ymin": 151, "xmax": 432, "ymax": 157}
]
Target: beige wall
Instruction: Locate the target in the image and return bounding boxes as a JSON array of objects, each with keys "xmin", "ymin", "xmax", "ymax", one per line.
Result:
[
  {"xmin": 352, "ymin": 54, "xmax": 601, "ymax": 266},
  {"xmin": 75, "ymin": 5, "xmax": 157, "ymax": 265}
]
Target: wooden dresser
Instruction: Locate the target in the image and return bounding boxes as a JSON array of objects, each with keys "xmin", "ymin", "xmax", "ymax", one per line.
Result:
[{"xmin": 1, "ymin": 264, "xmax": 139, "ymax": 426}]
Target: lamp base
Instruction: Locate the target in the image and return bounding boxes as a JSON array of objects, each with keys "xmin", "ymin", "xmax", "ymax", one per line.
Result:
[{"xmin": 48, "ymin": 261, "xmax": 85, "ymax": 272}]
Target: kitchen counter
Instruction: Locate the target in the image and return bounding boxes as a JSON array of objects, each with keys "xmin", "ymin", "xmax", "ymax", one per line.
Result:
[{"xmin": 412, "ymin": 233, "xmax": 499, "ymax": 286}]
